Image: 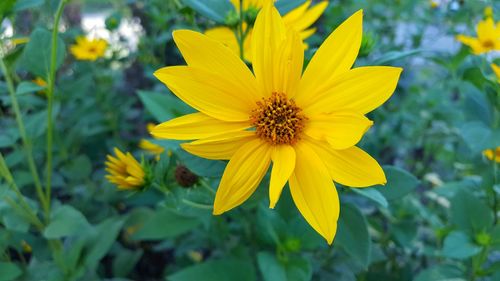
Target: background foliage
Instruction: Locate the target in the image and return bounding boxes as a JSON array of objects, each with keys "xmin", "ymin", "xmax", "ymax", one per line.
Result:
[{"xmin": 1, "ymin": 0, "xmax": 500, "ymax": 280}]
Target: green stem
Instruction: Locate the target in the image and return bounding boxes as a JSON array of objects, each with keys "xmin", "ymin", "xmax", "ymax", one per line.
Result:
[
  {"xmin": 45, "ymin": 0, "xmax": 69, "ymax": 215},
  {"xmin": 199, "ymin": 179, "xmax": 216, "ymax": 196},
  {"xmin": 0, "ymin": 46, "xmax": 49, "ymax": 219},
  {"xmin": 182, "ymin": 199, "xmax": 213, "ymax": 210},
  {"xmin": 493, "ymin": 160, "xmax": 498, "ymax": 225}
]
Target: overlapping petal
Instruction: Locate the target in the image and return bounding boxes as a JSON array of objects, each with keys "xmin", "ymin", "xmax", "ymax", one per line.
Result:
[
  {"xmin": 307, "ymin": 139, "xmax": 386, "ymax": 187},
  {"xmin": 151, "ymin": 112, "xmax": 250, "ymax": 140},
  {"xmin": 294, "ymin": 10, "xmax": 363, "ymax": 101},
  {"xmin": 305, "ymin": 112, "xmax": 373, "ymax": 149},
  {"xmin": 154, "ymin": 66, "xmax": 257, "ymax": 121},
  {"xmin": 213, "ymin": 139, "xmax": 272, "ymax": 215},
  {"xmin": 289, "ymin": 141, "xmax": 339, "ymax": 244},
  {"xmin": 283, "ymin": 0, "xmax": 329, "ymax": 39},
  {"xmin": 181, "ymin": 131, "xmax": 256, "ymax": 160},
  {"xmin": 269, "ymin": 145, "xmax": 295, "ymax": 208},
  {"xmin": 303, "ymin": 66, "xmax": 402, "ymax": 115}
]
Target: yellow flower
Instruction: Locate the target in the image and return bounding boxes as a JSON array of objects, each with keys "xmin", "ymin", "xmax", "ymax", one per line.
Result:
[
  {"xmin": 491, "ymin": 63, "xmax": 500, "ymax": 83},
  {"xmin": 205, "ymin": 0, "xmax": 328, "ymax": 61},
  {"xmin": 139, "ymin": 123, "xmax": 165, "ymax": 158},
  {"xmin": 484, "ymin": 6, "xmax": 493, "ymax": 19},
  {"xmin": 430, "ymin": 0, "xmax": 439, "ymax": 9},
  {"xmin": 483, "ymin": 147, "xmax": 500, "ymax": 163},
  {"xmin": 152, "ymin": 4, "xmax": 402, "ymax": 244},
  {"xmin": 70, "ymin": 36, "xmax": 107, "ymax": 61},
  {"xmin": 456, "ymin": 17, "xmax": 500, "ymax": 54},
  {"xmin": 105, "ymin": 148, "xmax": 145, "ymax": 190},
  {"xmin": 32, "ymin": 77, "xmax": 47, "ymax": 95}
]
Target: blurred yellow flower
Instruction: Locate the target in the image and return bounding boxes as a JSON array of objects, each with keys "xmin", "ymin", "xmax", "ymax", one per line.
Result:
[
  {"xmin": 70, "ymin": 36, "xmax": 107, "ymax": 61},
  {"xmin": 32, "ymin": 77, "xmax": 47, "ymax": 95},
  {"xmin": 139, "ymin": 123, "xmax": 165, "ymax": 158},
  {"xmin": 491, "ymin": 63, "xmax": 500, "ymax": 83},
  {"xmin": 484, "ymin": 6, "xmax": 493, "ymax": 19},
  {"xmin": 21, "ymin": 240, "xmax": 32, "ymax": 253},
  {"xmin": 152, "ymin": 4, "xmax": 402, "ymax": 244},
  {"xmin": 205, "ymin": 0, "xmax": 328, "ymax": 61},
  {"xmin": 456, "ymin": 18, "xmax": 500, "ymax": 54},
  {"xmin": 483, "ymin": 147, "xmax": 500, "ymax": 163},
  {"xmin": 430, "ymin": 0, "xmax": 439, "ymax": 9},
  {"xmin": 105, "ymin": 148, "xmax": 145, "ymax": 190}
]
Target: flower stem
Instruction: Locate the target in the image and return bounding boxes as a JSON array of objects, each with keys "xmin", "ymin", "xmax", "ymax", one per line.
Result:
[
  {"xmin": 45, "ymin": 0, "xmax": 69, "ymax": 216},
  {"xmin": 182, "ymin": 199, "xmax": 213, "ymax": 210},
  {"xmin": 0, "ymin": 48, "xmax": 49, "ymax": 219}
]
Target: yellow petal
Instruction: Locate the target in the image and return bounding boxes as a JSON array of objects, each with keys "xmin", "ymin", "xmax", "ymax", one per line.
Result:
[
  {"xmin": 284, "ymin": 1, "xmax": 328, "ymax": 34},
  {"xmin": 213, "ymin": 139, "xmax": 271, "ymax": 215},
  {"xmin": 252, "ymin": 2, "xmax": 286, "ymax": 96},
  {"xmin": 303, "ymin": 66, "xmax": 402, "ymax": 115},
  {"xmin": 181, "ymin": 131, "xmax": 256, "ymax": 160},
  {"xmin": 154, "ymin": 66, "xmax": 255, "ymax": 121},
  {"xmin": 307, "ymin": 139, "xmax": 386, "ymax": 187},
  {"xmin": 491, "ymin": 63, "xmax": 500, "ymax": 82},
  {"xmin": 295, "ymin": 10, "xmax": 363, "ymax": 104},
  {"xmin": 305, "ymin": 112, "xmax": 373, "ymax": 149},
  {"xmin": 456, "ymin": 35, "xmax": 486, "ymax": 54},
  {"xmin": 204, "ymin": 27, "xmax": 240, "ymax": 57},
  {"xmin": 151, "ymin": 112, "xmax": 250, "ymax": 140},
  {"xmin": 272, "ymin": 29, "xmax": 304, "ymax": 97},
  {"xmin": 269, "ymin": 145, "xmax": 295, "ymax": 208},
  {"xmin": 289, "ymin": 141, "xmax": 339, "ymax": 244},
  {"xmin": 172, "ymin": 30, "xmax": 260, "ymax": 98}
]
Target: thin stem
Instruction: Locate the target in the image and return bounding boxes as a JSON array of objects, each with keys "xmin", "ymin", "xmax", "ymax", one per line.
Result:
[
  {"xmin": 182, "ymin": 199, "xmax": 213, "ymax": 210},
  {"xmin": 199, "ymin": 179, "xmax": 216, "ymax": 196},
  {"xmin": 45, "ymin": 0, "xmax": 69, "ymax": 215},
  {"xmin": 493, "ymin": 159, "xmax": 498, "ymax": 225},
  {"xmin": 0, "ymin": 47, "xmax": 49, "ymax": 218}
]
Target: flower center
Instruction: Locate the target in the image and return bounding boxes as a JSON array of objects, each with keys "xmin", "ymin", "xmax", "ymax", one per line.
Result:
[
  {"xmin": 250, "ymin": 92, "xmax": 306, "ymax": 145},
  {"xmin": 482, "ymin": 40, "xmax": 495, "ymax": 49}
]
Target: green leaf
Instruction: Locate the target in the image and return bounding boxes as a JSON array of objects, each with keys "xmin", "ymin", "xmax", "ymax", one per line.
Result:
[
  {"xmin": 168, "ymin": 259, "xmax": 256, "ymax": 281},
  {"xmin": 183, "ymin": 0, "xmax": 233, "ymax": 23},
  {"xmin": 376, "ymin": 166, "xmax": 419, "ymax": 201},
  {"xmin": 83, "ymin": 217, "xmax": 125, "ymax": 271},
  {"xmin": 176, "ymin": 149, "xmax": 225, "ymax": 178},
  {"xmin": 450, "ymin": 189, "xmax": 493, "ymax": 234},
  {"xmin": 257, "ymin": 252, "xmax": 312, "ymax": 281},
  {"xmin": 137, "ymin": 90, "xmax": 194, "ymax": 122},
  {"xmin": 275, "ymin": 0, "xmax": 306, "ymax": 14},
  {"xmin": 351, "ymin": 188, "xmax": 388, "ymax": 208},
  {"xmin": 0, "ymin": 0, "xmax": 16, "ymax": 20},
  {"xmin": 0, "ymin": 262, "xmax": 22, "ymax": 281},
  {"xmin": 336, "ymin": 203, "xmax": 371, "ymax": 268},
  {"xmin": 441, "ymin": 231, "xmax": 481, "ymax": 259},
  {"xmin": 61, "ymin": 155, "xmax": 92, "ymax": 181},
  {"xmin": 13, "ymin": 0, "xmax": 44, "ymax": 11},
  {"xmin": 372, "ymin": 49, "xmax": 427, "ymax": 65},
  {"xmin": 43, "ymin": 205, "xmax": 92, "ymax": 239},
  {"xmin": 19, "ymin": 28, "xmax": 66, "ymax": 78},
  {"xmin": 459, "ymin": 122, "xmax": 500, "ymax": 153},
  {"xmin": 461, "ymin": 82, "xmax": 493, "ymax": 126},
  {"xmin": 131, "ymin": 207, "xmax": 200, "ymax": 240},
  {"xmin": 15, "ymin": 81, "xmax": 44, "ymax": 96},
  {"xmin": 112, "ymin": 248, "xmax": 143, "ymax": 278},
  {"xmin": 413, "ymin": 265, "xmax": 465, "ymax": 281}
]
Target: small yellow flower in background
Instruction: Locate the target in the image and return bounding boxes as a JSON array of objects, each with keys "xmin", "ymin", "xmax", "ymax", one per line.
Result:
[
  {"xmin": 483, "ymin": 147, "xmax": 500, "ymax": 163},
  {"xmin": 205, "ymin": 0, "xmax": 328, "ymax": 61},
  {"xmin": 456, "ymin": 17, "xmax": 500, "ymax": 54},
  {"xmin": 105, "ymin": 148, "xmax": 145, "ymax": 190},
  {"xmin": 430, "ymin": 0, "xmax": 439, "ymax": 9},
  {"xmin": 32, "ymin": 77, "xmax": 47, "ymax": 95},
  {"xmin": 70, "ymin": 36, "xmax": 108, "ymax": 61},
  {"xmin": 21, "ymin": 240, "xmax": 32, "ymax": 253},
  {"xmin": 491, "ymin": 63, "xmax": 500, "ymax": 83},
  {"xmin": 139, "ymin": 123, "xmax": 165, "ymax": 159},
  {"xmin": 11, "ymin": 37, "xmax": 30, "ymax": 45},
  {"xmin": 152, "ymin": 3, "xmax": 402, "ymax": 244},
  {"xmin": 484, "ymin": 6, "xmax": 493, "ymax": 19}
]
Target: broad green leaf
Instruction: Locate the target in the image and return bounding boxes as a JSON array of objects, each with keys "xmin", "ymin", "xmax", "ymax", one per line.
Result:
[
  {"xmin": 442, "ymin": 231, "xmax": 481, "ymax": 259},
  {"xmin": 413, "ymin": 265, "xmax": 465, "ymax": 281},
  {"xmin": 137, "ymin": 90, "xmax": 194, "ymax": 122},
  {"xmin": 83, "ymin": 217, "xmax": 125, "ymax": 271},
  {"xmin": 19, "ymin": 28, "xmax": 66, "ymax": 78},
  {"xmin": 376, "ymin": 166, "xmax": 419, "ymax": 201},
  {"xmin": 461, "ymin": 82, "xmax": 493, "ymax": 126},
  {"xmin": 336, "ymin": 203, "xmax": 371, "ymax": 268},
  {"xmin": 13, "ymin": 0, "xmax": 44, "ymax": 11},
  {"xmin": 43, "ymin": 205, "xmax": 92, "ymax": 239},
  {"xmin": 112, "ymin": 248, "xmax": 143, "ymax": 278},
  {"xmin": 131, "ymin": 207, "xmax": 201, "ymax": 240},
  {"xmin": 183, "ymin": 0, "xmax": 233, "ymax": 23},
  {"xmin": 351, "ymin": 188, "xmax": 388, "ymax": 208},
  {"xmin": 459, "ymin": 122, "xmax": 500, "ymax": 153},
  {"xmin": 168, "ymin": 259, "xmax": 256, "ymax": 281},
  {"xmin": 0, "ymin": 0, "xmax": 16, "ymax": 20},
  {"xmin": 450, "ymin": 189, "xmax": 493, "ymax": 234},
  {"xmin": 15, "ymin": 81, "xmax": 44, "ymax": 96},
  {"xmin": 61, "ymin": 155, "xmax": 92, "ymax": 181},
  {"xmin": 176, "ymin": 149, "xmax": 226, "ymax": 178},
  {"xmin": 257, "ymin": 252, "xmax": 312, "ymax": 281},
  {"xmin": 0, "ymin": 262, "xmax": 22, "ymax": 281}
]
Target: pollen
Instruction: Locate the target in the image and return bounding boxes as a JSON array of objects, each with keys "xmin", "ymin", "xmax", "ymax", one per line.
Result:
[{"xmin": 250, "ymin": 92, "xmax": 307, "ymax": 145}]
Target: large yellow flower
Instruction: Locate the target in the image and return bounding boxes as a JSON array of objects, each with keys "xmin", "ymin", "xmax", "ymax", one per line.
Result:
[
  {"xmin": 492, "ymin": 63, "xmax": 500, "ymax": 83},
  {"xmin": 70, "ymin": 36, "xmax": 108, "ymax": 61},
  {"xmin": 152, "ymin": 4, "xmax": 402, "ymax": 244},
  {"xmin": 105, "ymin": 148, "xmax": 145, "ymax": 190},
  {"xmin": 483, "ymin": 147, "xmax": 500, "ymax": 163},
  {"xmin": 456, "ymin": 17, "xmax": 500, "ymax": 54},
  {"xmin": 205, "ymin": 0, "xmax": 328, "ymax": 61}
]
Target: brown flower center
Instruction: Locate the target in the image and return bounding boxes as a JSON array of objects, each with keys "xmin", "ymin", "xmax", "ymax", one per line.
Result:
[
  {"xmin": 250, "ymin": 92, "xmax": 306, "ymax": 145},
  {"xmin": 482, "ymin": 40, "xmax": 495, "ymax": 49}
]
